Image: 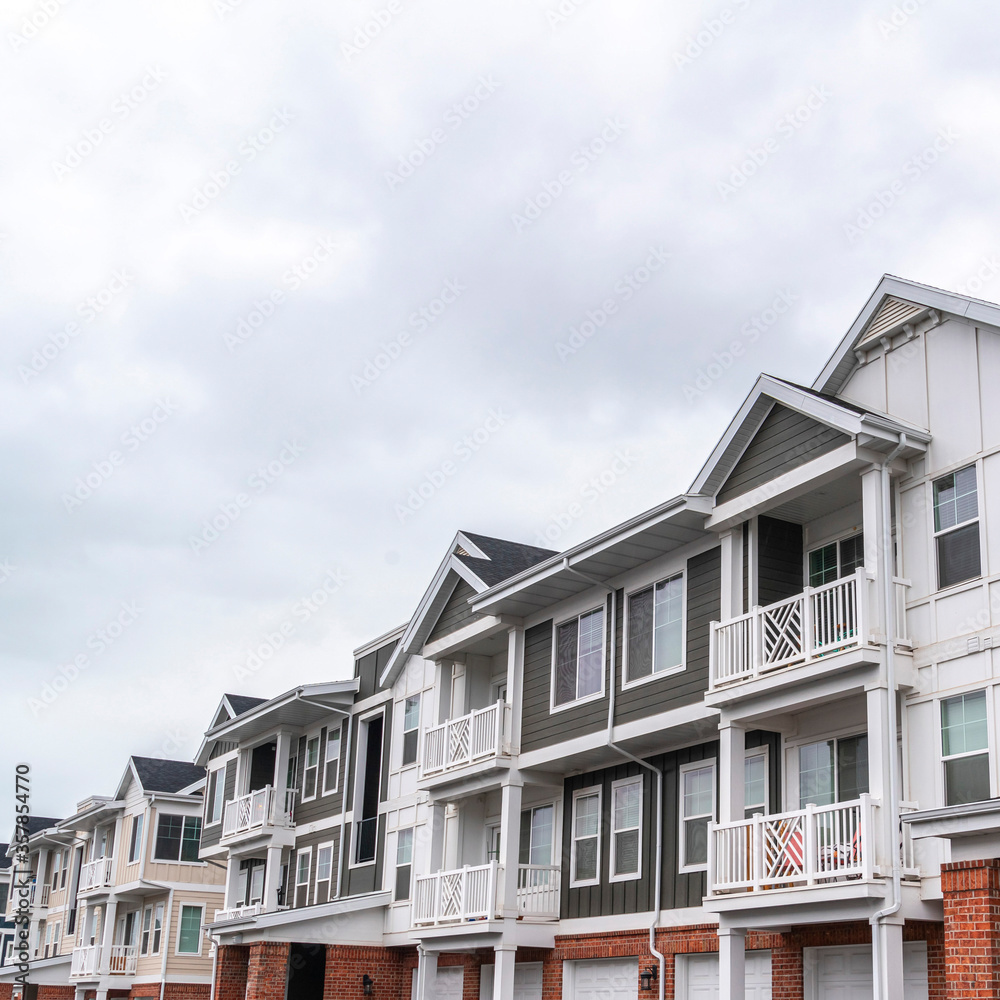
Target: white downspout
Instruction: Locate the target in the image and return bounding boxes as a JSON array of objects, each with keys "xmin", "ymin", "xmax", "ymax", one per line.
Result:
[
  {"xmin": 562, "ymin": 559, "xmax": 666, "ymax": 1000},
  {"xmin": 869, "ymin": 433, "xmax": 907, "ymax": 1000}
]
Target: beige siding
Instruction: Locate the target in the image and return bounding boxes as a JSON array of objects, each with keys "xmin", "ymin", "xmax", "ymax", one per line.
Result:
[
  {"xmin": 144, "ymin": 806, "xmax": 224, "ymax": 887},
  {"xmin": 163, "ymin": 889, "xmax": 223, "ymax": 979},
  {"xmin": 133, "ymin": 892, "xmax": 171, "ymax": 978}
]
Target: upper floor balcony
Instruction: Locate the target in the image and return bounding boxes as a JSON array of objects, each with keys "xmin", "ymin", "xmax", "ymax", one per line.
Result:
[
  {"xmin": 412, "ymin": 861, "xmax": 560, "ymax": 928},
  {"xmin": 70, "ymin": 943, "xmax": 137, "ymax": 978},
  {"xmin": 78, "ymin": 856, "xmax": 115, "ymax": 894},
  {"xmin": 420, "ymin": 700, "xmax": 511, "ymax": 789},
  {"xmin": 221, "ymin": 785, "xmax": 295, "ymax": 846}
]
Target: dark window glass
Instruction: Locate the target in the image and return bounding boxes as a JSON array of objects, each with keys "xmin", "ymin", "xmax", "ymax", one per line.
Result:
[
  {"xmin": 181, "ymin": 817, "xmax": 201, "ymax": 862},
  {"xmin": 945, "ymin": 755, "xmax": 991, "ymax": 805},
  {"xmin": 938, "ymin": 523, "xmax": 982, "ymax": 589},
  {"xmin": 809, "ymin": 544, "xmax": 838, "ymax": 587},
  {"xmin": 154, "ymin": 815, "xmax": 183, "ymax": 861},
  {"xmin": 627, "ymin": 587, "xmax": 654, "ymax": 682},
  {"xmin": 837, "ymin": 735, "xmax": 869, "ymax": 801},
  {"xmin": 555, "ymin": 620, "xmax": 578, "ymax": 705},
  {"xmin": 839, "ymin": 534, "xmax": 865, "ymax": 577}
]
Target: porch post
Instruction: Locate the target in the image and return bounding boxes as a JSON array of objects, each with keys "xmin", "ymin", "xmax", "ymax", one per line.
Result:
[
  {"xmin": 224, "ymin": 856, "xmax": 243, "ymax": 910},
  {"xmin": 860, "ymin": 466, "xmax": 887, "ymax": 643},
  {"xmin": 429, "ymin": 802, "xmax": 447, "ymax": 874},
  {"xmin": 98, "ymin": 898, "xmax": 117, "ymax": 976},
  {"xmin": 505, "ymin": 627, "xmax": 525, "ymax": 755},
  {"xmin": 415, "ymin": 946, "xmax": 438, "ymax": 1000},
  {"xmin": 274, "ymin": 729, "xmax": 293, "ymax": 802},
  {"xmin": 718, "ymin": 926, "xmax": 746, "ymax": 1000},
  {"xmin": 720, "ymin": 529, "xmax": 742, "ymax": 621},
  {"xmin": 263, "ymin": 845, "xmax": 283, "ymax": 911},
  {"xmin": 498, "ymin": 777, "xmax": 523, "ymax": 918},
  {"xmin": 718, "ymin": 720, "xmax": 746, "ymax": 825},
  {"xmin": 493, "ymin": 942, "xmax": 518, "ymax": 1000},
  {"xmin": 865, "ymin": 684, "xmax": 895, "ymax": 874}
]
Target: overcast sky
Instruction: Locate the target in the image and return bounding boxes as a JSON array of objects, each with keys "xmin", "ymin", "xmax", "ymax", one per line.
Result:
[{"xmin": 2, "ymin": 0, "xmax": 996, "ymax": 833}]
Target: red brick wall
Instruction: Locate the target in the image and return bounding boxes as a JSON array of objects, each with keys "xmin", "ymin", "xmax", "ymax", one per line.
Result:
[
  {"xmin": 246, "ymin": 941, "xmax": 291, "ymax": 1000},
  {"xmin": 0, "ymin": 984, "xmax": 12, "ymax": 1000},
  {"xmin": 216, "ymin": 943, "xmax": 251, "ymax": 1000},
  {"xmin": 35, "ymin": 988, "xmax": 75, "ymax": 999},
  {"xmin": 323, "ymin": 944, "xmax": 413, "ymax": 1000},
  {"xmin": 161, "ymin": 986, "xmax": 212, "ymax": 1000},
  {"xmin": 941, "ymin": 857, "xmax": 1000, "ymax": 999}
]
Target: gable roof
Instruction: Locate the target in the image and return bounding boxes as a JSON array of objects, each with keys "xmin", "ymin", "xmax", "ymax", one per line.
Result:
[
  {"xmin": 814, "ymin": 274, "xmax": 1000, "ymax": 396},
  {"xmin": 7, "ymin": 817, "xmax": 62, "ymax": 845},
  {"xmin": 127, "ymin": 757, "xmax": 205, "ymax": 795},
  {"xmin": 377, "ymin": 531, "xmax": 556, "ymax": 688}
]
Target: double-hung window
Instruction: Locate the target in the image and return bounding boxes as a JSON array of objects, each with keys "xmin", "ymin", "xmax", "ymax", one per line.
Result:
[
  {"xmin": 175, "ymin": 905, "xmax": 202, "ymax": 955},
  {"xmin": 679, "ymin": 761, "xmax": 715, "ymax": 871},
  {"xmin": 140, "ymin": 906, "xmax": 152, "ymax": 955},
  {"xmin": 554, "ymin": 608, "xmax": 604, "ymax": 707},
  {"xmin": 402, "ymin": 696, "xmax": 420, "ymax": 766},
  {"xmin": 294, "ymin": 849, "xmax": 311, "ymax": 907},
  {"xmin": 314, "ymin": 843, "xmax": 334, "ymax": 904},
  {"xmin": 942, "ymin": 690, "xmax": 990, "ymax": 805},
  {"xmin": 50, "ymin": 852, "xmax": 61, "ymax": 891},
  {"xmin": 808, "ymin": 533, "xmax": 865, "ymax": 588},
  {"xmin": 323, "ymin": 728, "xmax": 341, "ymax": 794},
  {"xmin": 153, "ymin": 814, "xmax": 201, "ymax": 862},
  {"xmin": 128, "ymin": 814, "xmax": 144, "ymax": 863},
  {"xmin": 206, "ymin": 767, "xmax": 225, "ymax": 824},
  {"xmin": 798, "ymin": 735, "xmax": 868, "ymax": 807},
  {"xmin": 744, "ymin": 748, "xmax": 768, "ymax": 819},
  {"xmin": 626, "ymin": 573, "xmax": 684, "ymax": 683},
  {"xmin": 611, "ymin": 777, "xmax": 642, "ymax": 881},
  {"xmin": 302, "ymin": 736, "xmax": 320, "ymax": 800},
  {"xmin": 571, "ymin": 788, "xmax": 601, "ymax": 886},
  {"xmin": 934, "ymin": 465, "xmax": 982, "ymax": 589},
  {"xmin": 519, "ymin": 805, "xmax": 554, "ymax": 866},
  {"xmin": 395, "ymin": 829, "xmax": 413, "ymax": 901},
  {"xmin": 150, "ymin": 902, "xmax": 163, "ymax": 954}
]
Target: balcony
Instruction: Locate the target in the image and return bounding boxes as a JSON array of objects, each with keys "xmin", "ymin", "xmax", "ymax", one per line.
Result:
[
  {"xmin": 109, "ymin": 945, "xmax": 138, "ymax": 975},
  {"xmin": 78, "ymin": 857, "xmax": 114, "ymax": 893},
  {"xmin": 422, "ymin": 700, "xmax": 510, "ymax": 780},
  {"xmin": 70, "ymin": 943, "xmax": 138, "ymax": 977},
  {"xmin": 412, "ymin": 862, "xmax": 560, "ymax": 927},
  {"xmin": 71, "ymin": 945, "xmax": 100, "ymax": 978},
  {"xmin": 221, "ymin": 785, "xmax": 294, "ymax": 843}
]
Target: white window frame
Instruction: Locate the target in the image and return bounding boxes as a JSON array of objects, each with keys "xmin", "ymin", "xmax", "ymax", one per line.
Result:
[
  {"xmin": 570, "ymin": 786, "xmax": 602, "ymax": 888},
  {"xmin": 940, "ymin": 688, "xmax": 993, "ymax": 805},
  {"xmin": 610, "ymin": 776, "xmax": 642, "ymax": 882},
  {"xmin": 127, "ymin": 812, "xmax": 144, "ymax": 864},
  {"xmin": 322, "ymin": 727, "xmax": 341, "ymax": 796},
  {"xmin": 744, "ymin": 746, "xmax": 769, "ymax": 818},
  {"xmin": 174, "ymin": 903, "xmax": 204, "ymax": 957},
  {"xmin": 805, "ymin": 529, "xmax": 865, "ymax": 589},
  {"xmin": 394, "ymin": 828, "xmax": 414, "ymax": 902},
  {"xmin": 932, "ymin": 463, "xmax": 983, "ymax": 592},
  {"xmin": 301, "ymin": 733, "xmax": 321, "ymax": 802},
  {"xmin": 152, "ymin": 813, "xmax": 202, "ymax": 864},
  {"xmin": 294, "ymin": 847, "xmax": 312, "ymax": 907},
  {"xmin": 622, "ymin": 570, "xmax": 687, "ymax": 689},
  {"xmin": 550, "ymin": 606, "xmax": 606, "ymax": 712},
  {"xmin": 206, "ymin": 766, "xmax": 226, "ymax": 825},
  {"xmin": 314, "ymin": 841, "xmax": 334, "ymax": 901},
  {"xmin": 350, "ymin": 707, "xmax": 386, "ymax": 870},
  {"xmin": 140, "ymin": 905, "xmax": 152, "ymax": 956},
  {"xmin": 151, "ymin": 901, "xmax": 164, "ymax": 956},
  {"xmin": 401, "ymin": 695, "xmax": 420, "ymax": 768},
  {"xmin": 679, "ymin": 759, "xmax": 716, "ymax": 874}
]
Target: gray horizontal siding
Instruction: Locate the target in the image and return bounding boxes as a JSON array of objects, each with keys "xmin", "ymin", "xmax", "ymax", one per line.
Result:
[
  {"xmin": 290, "ymin": 828, "xmax": 341, "ymax": 907},
  {"xmin": 757, "ymin": 515, "xmax": 803, "ymax": 607},
  {"xmin": 201, "ymin": 759, "xmax": 237, "ymax": 851},
  {"xmin": 355, "ymin": 638, "xmax": 398, "ymax": 699},
  {"xmin": 293, "ymin": 720, "xmax": 347, "ymax": 826},
  {"xmin": 717, "ymin": 403, "xmax": 850, "ymax": 503},
  {"xmin": 343, "ymin": 814, "xmax": 386, "ymax": 897},
  {"xmin": 614, "ymin": 547, "xmax": 721, "ymax": 726},
  {"xmin": 427, "ymin": 578, "xmax": 481, "ymax": 643}
]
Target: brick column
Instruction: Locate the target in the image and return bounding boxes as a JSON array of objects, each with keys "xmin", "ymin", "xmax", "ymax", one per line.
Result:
[
  {"xmin": 246, "ymin": 941, "xmax": 291, "ymax": 1000},
  {"xmin": 770, "ymin": 932, "xmax": 803, "ymax": 1000},
  {"xmin": 941, "ymin": 858, "xmax": 1000, "ymax": 999},
  {"xmin": 215, "ymin": 943, "xmax": 251, "ymax": 1000}
]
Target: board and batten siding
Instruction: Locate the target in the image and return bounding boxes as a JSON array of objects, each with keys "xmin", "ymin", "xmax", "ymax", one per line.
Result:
[
  {"xmin": 290, "ymin": 828, "xmax": 342, "ymax": 906},
  {"xmin": 355, "ymin": 639, "xmax": 398, "ymax": 700},
  {"xmin": 293, "ymin": 719, "xmax": 348, "ymax": 826},
  {"xmin": 341, "ymin": 814, "xmax": 387, "ymax": 898},
  {"xmin": 426, "ymin": 577, "xmax": 481, "ymax": 643},
  {"xmin": 717, "ymin": 402, "xmax": 850, "ymax": 503}
]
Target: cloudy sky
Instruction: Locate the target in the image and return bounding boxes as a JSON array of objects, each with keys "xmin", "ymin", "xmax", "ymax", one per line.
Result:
[{"xmin": 2, "ymin": 0, "xmax": 996, "ymax": 832}]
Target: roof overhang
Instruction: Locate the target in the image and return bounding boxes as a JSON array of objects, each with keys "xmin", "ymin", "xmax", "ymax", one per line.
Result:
[
  {"xmin": 903, "ymin": 799, "xmax": 1000, "ymax": 841},
  {"xmin": 195, "ymin": 680, "xmax": 359, "ymax": 764},
  {"xmin": 59, "ymin": 799, "xmax": 125, "ymax": 831}
]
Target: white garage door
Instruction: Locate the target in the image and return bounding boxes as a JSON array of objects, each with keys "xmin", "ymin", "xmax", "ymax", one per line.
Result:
[
  {"xmin": 805, "ymin": 943, "xmax": 928, "ymax": 1000},
  {"xmin": 411, "ymin": 965, "xmax": 464, "ymax": 1000},
  {"xmin": 567, "ymin": 958, "xmax": 638, "ymax": 1000},
  {"xmin": 677, "ymin": 950, "xmax": 772, "ymax": 999},
  {"xmin": 479, "ymin": 961, "xmax": 543, "ymax": 1000}
]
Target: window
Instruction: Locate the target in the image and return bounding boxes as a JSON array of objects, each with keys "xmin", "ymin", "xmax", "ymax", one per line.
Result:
[
  {"xmin": 808, "ymin": 532, "xmax": 864, "ymax": 587},
  {"xmin": 680, "ymin": 761, "xmax": 715, "ymax": 871},
  {"xmin": 402, "ymin": 696, "xmax": 420, "ymax": 766},
  {"xmin": 128, "ymin": 813, "xmax": 144, "ymax": 863},
  {"xmin": 571, "ymin": 788, "xmax": 601, "ymax": 886},
  {"xmin": 519, "ymin": 804, "xmax": 554, "ymax": 866},
  {"xmin": 151, "ymin": 902, "xmax": 164, "ymax": 954},
  {"xmin": 942, "ymin": 691, "xmax": 990, "ymax": 805},
  {"xmin": 611, "ymin": 778, "xmax": 642, "ymax": 881},
  {"xmin": 286, "ymin": 752, "xmax": 298, "ymax": 795},
  {"xmin": 51, "ymin": 923, "xmax": 60, "ymax": 956},
  {"xmin": 175, "ymin": 905, "xmax": 202, "ymax": 955},
  {"xmin": 626, "ymin": 573, "xmax": 684, "ymax": 683},
  {"xmin": 294, "ymin": 849, "xmax": 311, "ymax": 907},
  {"xmin": 553, "ymin": 607, "xmax": 604, "ymax": 707},
  {"xmin": 798, "ymin": 735, "xmax": 869, "ymax": 807},
  {"xmin": 395, "ymin": 829, "xmax": 413, "ymax": 901},
  {"xmin": 745, "ymin": 748, "xmax": 768, "ymax": 819},
  {"xmin": 51, "ymin": 851, "xmax": 61, "ymax": 891},
  {"xmin": 153, "ymin": 815, "xmax": 201, "ymax": 862},
  {"xmin": 140, "ymin": 906, "xmax": 152, "ymax": 955},
  {"xmin": 934, "ymin": 466, "xmax": 981, "ymax": 589},
  {"xmin": 323, "ymin": 727, "xmax": 341, "ymax": 794},
  {"xmin": 315, "ymin": 843, "xmax": 334, "ymax": 904},
  {"xmin": 303, "ymin": 736, "xmax": 320, "ymax": 800},
  {"xmin": 206, "ymin": 767, "xmax": 225, "ymax": 824},
  {"xmin": 60, "ymin": 852, "xmax": 68, "ymax": 889}
]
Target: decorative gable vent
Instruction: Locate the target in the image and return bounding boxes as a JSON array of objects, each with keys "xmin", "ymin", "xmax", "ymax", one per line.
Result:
[
  {"xmin": 859, "ymin": 297, "xmax": 925, "ymax": 344},
  {"xmin": 454, "ymin": 545, "xmax": 471, "ymax": 557}
]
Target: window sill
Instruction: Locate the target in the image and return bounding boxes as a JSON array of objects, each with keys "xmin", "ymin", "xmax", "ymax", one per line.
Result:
[
  {"xmin": 550, "ymin": 690, "xmax": 605, "ymax": 715},
  {"xmin": 569, "ymin": 878, "xmax": 600, "ymax": 889},
  {"xmin": 609, "ymin": 872, "xmax": 641, "ymax": 884},
  {"xmin": 678, "ymin": 863, "xmax": 708, "ymax": 875},
  {"xmin": 621, "ymin": 664, "xmax": 685, "ymax": 691}
]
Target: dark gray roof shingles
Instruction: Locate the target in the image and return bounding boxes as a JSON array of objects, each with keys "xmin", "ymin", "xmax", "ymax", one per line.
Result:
[
  {"xmin": 131, "ymin": 757, "xmax": 205, "ymax": 794},
  {"xmin": 224, "ymin": 694, "xmax": 268, "ymax": 717},
  {"xmin": 455, "ymin": 532, "xmax": 557, "ymax": 587}
]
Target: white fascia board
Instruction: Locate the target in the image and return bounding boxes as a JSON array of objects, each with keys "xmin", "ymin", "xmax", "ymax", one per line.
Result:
[{"xmin": 421, "ymin": 614, "xmax": 521, "ymax": 660}]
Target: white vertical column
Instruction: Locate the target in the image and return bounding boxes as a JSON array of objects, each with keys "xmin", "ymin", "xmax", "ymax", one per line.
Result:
[
  {"xmin": 263, "ymin": 846, "xmax": 284, "ymax": 911},
  {"xmin": 718, "ymin": 720, "xmax": 746, "ymax": 825},
  {"xmin": 493, "ymin": 942, "xmax": 517, "ymax": 1000},
  {"xmin": 505, "ymin": 627, "xmax": 525, "ymax": 755},
  {"xmin": 224, "ymin": 856, "xmax": 243, "ymax": 910},
  {"xmin": 720, "ymin": 529, "xmax": 739, "ymax": 621},
  {"xmin": 428, "ymin": 802, "xmax": 446, "ymax": 874},
  {"xmin": 866, "ymin": 685, "xmax": 895, "ymax": 878},
  {"xmin": 861, "ymin": 466, "xmax": 887, "ymax": 645},
  {"xmin": 415, "ymin": 946, "xmax": 438, "ymax": 1000},
  {"xmin": 274, "ymin": 730, "xmax": 293, "ymax": 799},
  {"xmin": 718, "ymin": 926, "xmax": 746, "ymax": 1000},
  {"xmin": 98, "ymin": 898, "xmax": 118, "ymax": 975},
  {"xmin": 498, "ymin": 778, "xmax": 523, "ymax": 919}
]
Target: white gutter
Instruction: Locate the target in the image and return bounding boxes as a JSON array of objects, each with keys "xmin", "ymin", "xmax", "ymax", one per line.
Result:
[
  {"xmin": 869, "ymin": 433, "xmax": 907, "ymax": 1000},
  {"xmin": 562, "ymin": 559, "xmax": 666, "ymax": 1000}
]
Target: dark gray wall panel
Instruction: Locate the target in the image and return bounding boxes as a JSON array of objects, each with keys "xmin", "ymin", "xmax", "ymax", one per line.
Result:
[
  {"xmin": 756, "ymin": 515, "xmax": 803, "ymax": 607},
  {"xmin": 427, "ymin": 578, "xmax": 480, "ymax": 643}
]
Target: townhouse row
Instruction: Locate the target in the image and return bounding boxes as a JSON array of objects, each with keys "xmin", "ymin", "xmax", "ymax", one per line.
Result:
[{"xmin": 8, "ymin": 275, "xmax": 1000, "ymax": 1000}]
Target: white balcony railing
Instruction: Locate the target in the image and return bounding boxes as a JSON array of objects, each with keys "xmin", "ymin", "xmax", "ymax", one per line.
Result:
[
  {"xmin": 214, "ymin": 903, "xmax": 264, "ymax": 921},
  {"xmin": 78, "ymin": 857, "xmax": 115, "ymax": 892},
  {"xmin": 423, "ymin": 700, "xmax": 509, "ymax": 777},
  {"xmin": 222, "ymin": 786, "xmax": 295, "ymax": 839},
  {"xmin": 109, "ymin": 944, "xmax": 138, "ymax": 975},
  {"xmin": 71, "ymin": 945, "xmax": 101, "ymax": 978},
  {"xmin": 710, "ymin": 569, "xmax": 870, "ymax": 688},
  {"xmin": 412, "ymin": 862, "xmax": 560, "ymax": 926},
  {"xmin": 40, "ymin": 885, "xmax": 50, "ymax": 906}
]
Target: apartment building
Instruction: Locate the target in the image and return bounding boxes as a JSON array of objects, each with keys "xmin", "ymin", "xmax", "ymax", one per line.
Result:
[
  {"xmin": 0, "ymin": 757, "xmax": 224, "ymax": 1000},
  {"xmin": 0, "ymin": 849, "xmax": 12, "ymax": 973}
]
